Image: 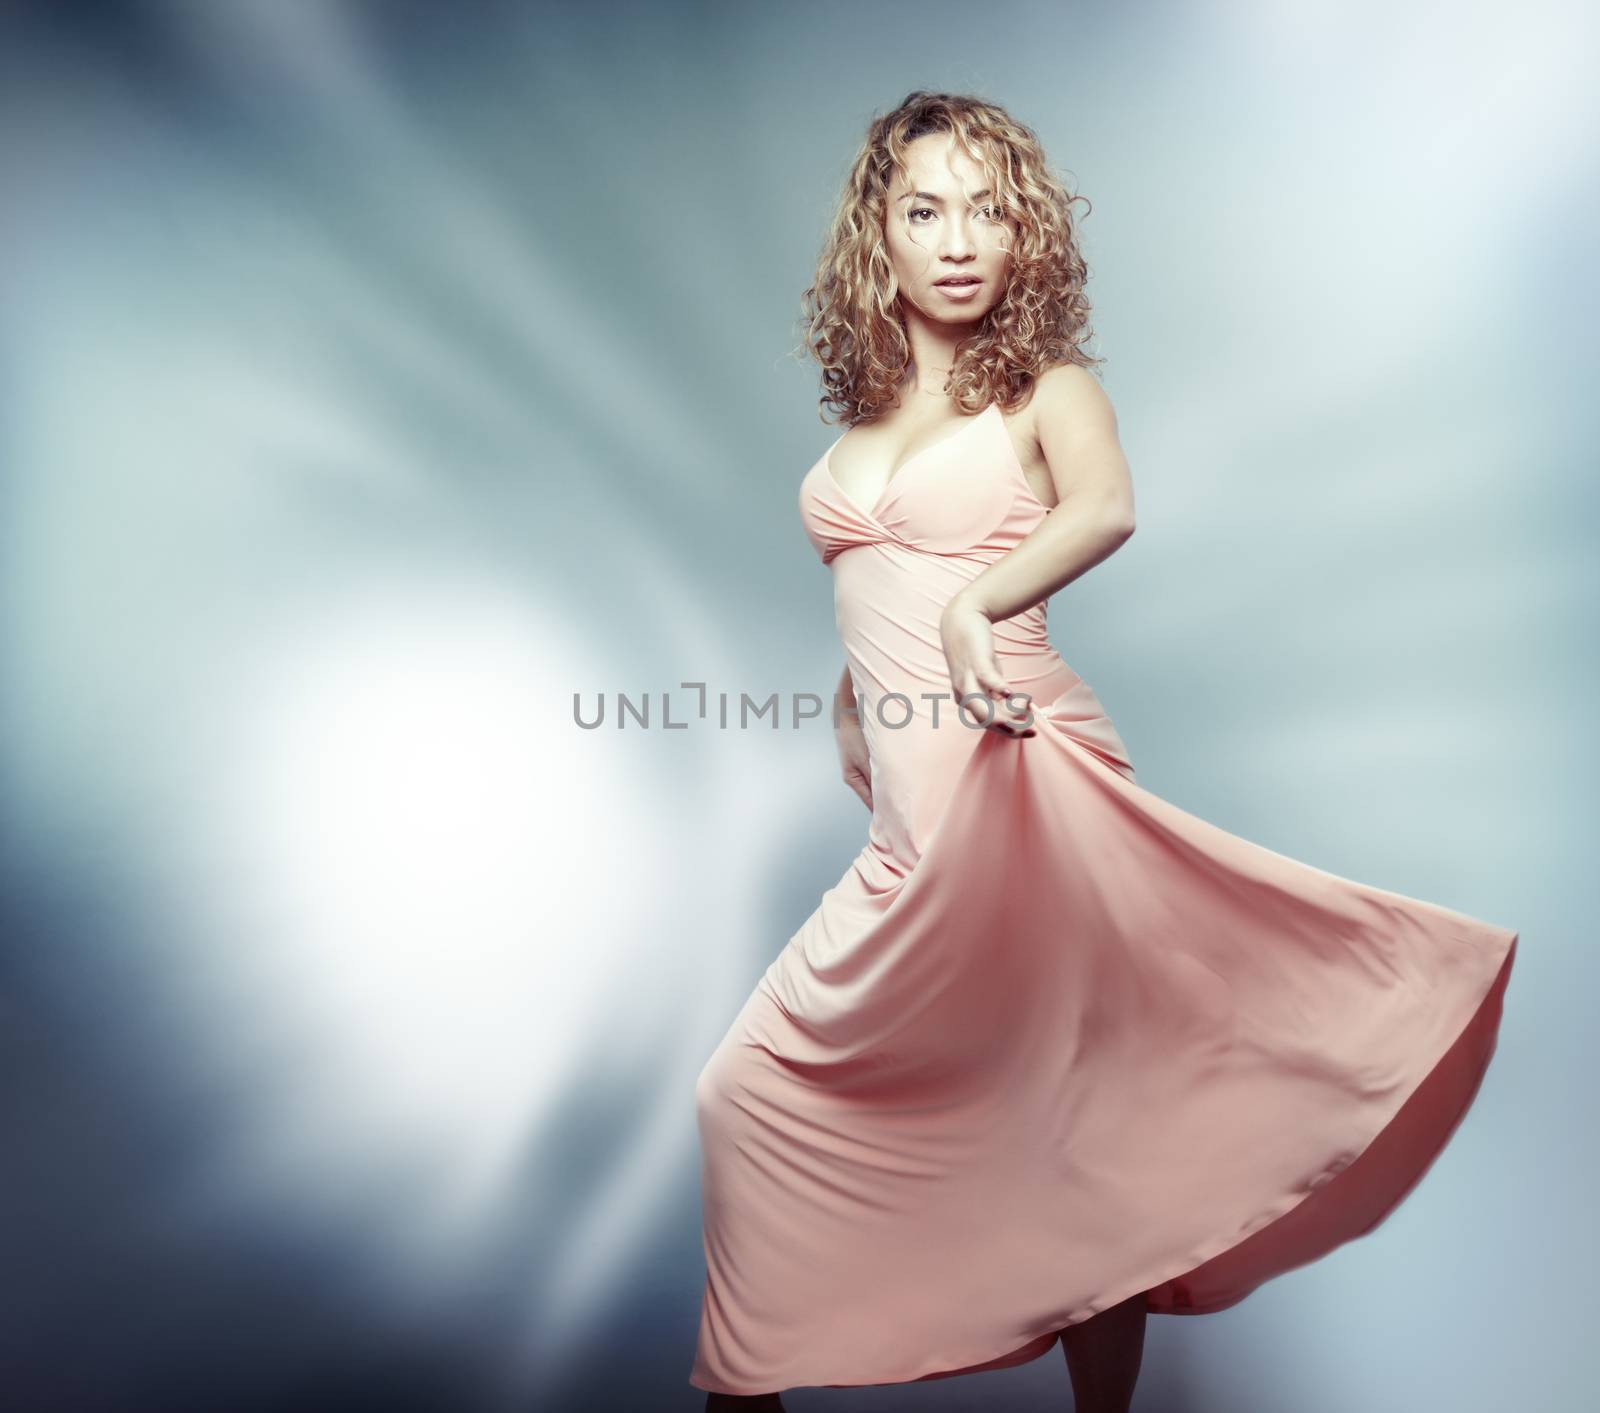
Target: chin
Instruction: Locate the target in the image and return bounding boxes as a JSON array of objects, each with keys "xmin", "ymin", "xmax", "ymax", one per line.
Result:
[{"xmin": 933, "ymin": 305, "xmax": 996, "ymax": 326}]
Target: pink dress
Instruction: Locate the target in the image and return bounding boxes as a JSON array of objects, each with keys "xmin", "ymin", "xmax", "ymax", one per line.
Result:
[{"xmin": 689, "ymin": 401, "xmax": 1517, "ymax": 1396}]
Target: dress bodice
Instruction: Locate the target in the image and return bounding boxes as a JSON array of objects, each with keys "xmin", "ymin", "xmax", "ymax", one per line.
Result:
[{"xmin": 797, "ymin": 401, "xmax": 1050, "ymax": 564}]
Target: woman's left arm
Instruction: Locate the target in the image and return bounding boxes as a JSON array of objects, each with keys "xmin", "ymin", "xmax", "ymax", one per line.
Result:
[{"xmin": 939, "ymin": 365, "xmax": 1136, "ymax": 733}]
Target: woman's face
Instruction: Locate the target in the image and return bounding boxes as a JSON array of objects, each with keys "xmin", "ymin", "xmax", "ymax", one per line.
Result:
[{"xmin": 884, "ymin": 131, "xmax": 1015, "ymax": 327}]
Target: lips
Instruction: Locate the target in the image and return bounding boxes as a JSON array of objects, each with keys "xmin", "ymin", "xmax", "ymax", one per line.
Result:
[{"xmin": 934, "ymin": 276, "xmax": 981, "ymax": 286}]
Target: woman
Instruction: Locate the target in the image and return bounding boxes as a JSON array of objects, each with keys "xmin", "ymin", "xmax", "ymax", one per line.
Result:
[{"xmin": 689, "ymin": 91, "xmax": 1517, "ymax": 1412}]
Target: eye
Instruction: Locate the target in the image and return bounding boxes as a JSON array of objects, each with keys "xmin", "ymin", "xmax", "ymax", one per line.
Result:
[{"xmin": 908, "ymin": 206, "xmax": 937, "ymax": 223}]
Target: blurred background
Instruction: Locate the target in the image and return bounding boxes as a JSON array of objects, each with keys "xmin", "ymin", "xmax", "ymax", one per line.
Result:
[{"xmin": 0, "ymin": 1, "xmax": 1592, "ymax": 1409}]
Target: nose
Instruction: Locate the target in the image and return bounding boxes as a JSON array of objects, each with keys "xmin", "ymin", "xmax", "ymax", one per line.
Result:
[{"xmin": 938, "ymin": 212, "xmax": 978, "ymax": 260}]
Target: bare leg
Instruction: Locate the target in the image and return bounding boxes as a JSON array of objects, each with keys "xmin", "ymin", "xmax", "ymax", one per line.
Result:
[
  {"xmin": 705, "ymin": 1393, "xmax": 785, "ymax": 1411},
  {"xmin": 1058, "ymin": 1292, "xmax": 1148, "ymax": 1412}
]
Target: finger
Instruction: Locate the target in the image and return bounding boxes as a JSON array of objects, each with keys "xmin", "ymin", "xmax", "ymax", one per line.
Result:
[
  {"xmin": 956, "ymin": 686, "xmax": 998, "ymax": 727},
  {"xmin": 976, "ymin": 673, "xmax": 1029, "ymax": 726},
  {"xmin": 986, "ymin": 691, "xmax": 1035, "ymax": 735},
  {"xmin": 987, "ymin": 713, "xmax": 1035, "ymax": 737},
  {"xmin": 1005, "ymin": 691, "xmax": 1035, "ymax": 727},
  {"xmin": 952, "ymin": 672, "xmax": 989, "ymax": 723},
  {"xmin": 844, "ymin": 762, "xmax": 873, "ymax": 807},
  {"xmin": 974, "ymin": 665, "xmax": 1016, "ymax": 710}
]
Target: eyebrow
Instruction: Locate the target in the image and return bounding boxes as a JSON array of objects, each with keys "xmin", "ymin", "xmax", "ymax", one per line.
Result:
[{"xmin": 897, "ymin": 188, "xmax": 994, "ymax": 203}]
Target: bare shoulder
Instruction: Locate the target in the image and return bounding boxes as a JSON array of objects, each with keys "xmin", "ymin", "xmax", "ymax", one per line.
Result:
[
  {"xmin": 1026, "ymin": 363, "xmax": 1133, "ymax": 517},
  {"xmin": 1031, "ymin": 362, "xmax": 1119, "ymax": 431}
]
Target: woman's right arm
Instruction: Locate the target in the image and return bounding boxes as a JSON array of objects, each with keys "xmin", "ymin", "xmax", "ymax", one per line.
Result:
[{"xmin": 834, "ymin": 662, "xmax": 872, "ymax": 811}]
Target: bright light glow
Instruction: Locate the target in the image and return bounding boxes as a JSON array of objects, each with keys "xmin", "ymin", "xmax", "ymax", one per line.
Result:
[{"xmin": 190, "ymin": 576, "xmax": 659, "ymax": 1238}]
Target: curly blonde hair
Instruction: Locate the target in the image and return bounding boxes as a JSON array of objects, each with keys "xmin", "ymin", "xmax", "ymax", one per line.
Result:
[{"xmin": 801, "ymin": 90, "xmax": 1102, "ymax": 427}]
